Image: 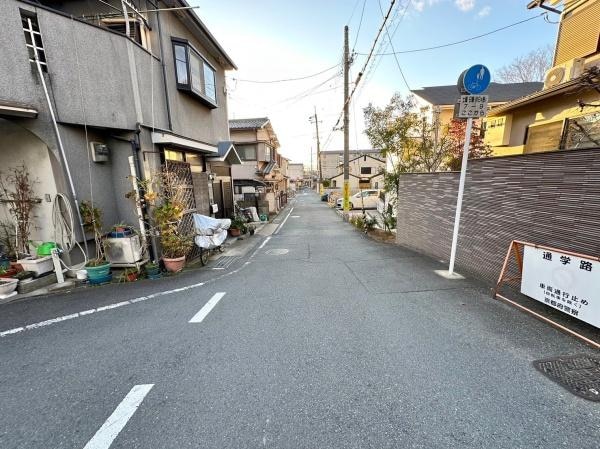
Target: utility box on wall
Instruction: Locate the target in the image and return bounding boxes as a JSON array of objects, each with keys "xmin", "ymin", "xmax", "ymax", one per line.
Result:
[{"xmin": 90, "ymin": 142, "xmax": 110, "ymax": 162}]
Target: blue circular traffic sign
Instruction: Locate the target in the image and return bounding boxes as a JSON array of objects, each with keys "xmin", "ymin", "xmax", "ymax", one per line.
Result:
[{"xmin": 461, "ymin": 64, "xmax": 491, "ymax": 95}]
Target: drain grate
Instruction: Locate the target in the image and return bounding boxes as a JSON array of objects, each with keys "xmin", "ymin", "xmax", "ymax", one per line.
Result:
[
  {"xmin": 212, "ymin": 256, "xmax": 239, "ymax": 269},
  {"xmin": 533, "ymin": 354, "xmax": 600, "ymax": 401}
]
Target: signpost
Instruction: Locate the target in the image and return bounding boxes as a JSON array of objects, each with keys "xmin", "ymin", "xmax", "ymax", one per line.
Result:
[
  {"xmin": 521, "ymin": 246, "xmax": 600, "ymax": 329},
  {"xmin": 447, "ymin": 64, "xmax": 491, "ymax": 276}
]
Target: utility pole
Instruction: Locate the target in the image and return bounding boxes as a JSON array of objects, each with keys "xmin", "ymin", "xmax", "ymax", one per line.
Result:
[
  {"xmin": 310, "ymin": 146, "xmax": 313, "ymax": 190},
  {"xmin": 343, "ymin": 25, "xmax": 350, "ymax": 214},
  {"xmin": 310, "ymin": 107, "xmax": 323, "ymax": 194}
]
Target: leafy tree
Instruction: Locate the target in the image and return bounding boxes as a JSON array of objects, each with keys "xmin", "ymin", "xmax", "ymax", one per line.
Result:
[
  {"xmin": 363, "ymin": 94, "xmax": 451, "ymax": 194},
  {"xmin": 495, "ymin": 45, "xmax": 553, "ymax": 83},
  {"xmin": 445, "ymin": 119, "xmax": 492, "ymax": 171}
]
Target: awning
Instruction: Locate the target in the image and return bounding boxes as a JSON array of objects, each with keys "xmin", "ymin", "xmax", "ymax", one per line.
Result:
[
  {"xmin": 0, "ymin": 101, "xmax": 37, "ymax": 119},
  {"xmin": 207, "ymin": 141, "xmax": 242, "ymax": 164},
  {"xmin": 151, "ymin": 130, "xmax": 217, "ymax": 154}
]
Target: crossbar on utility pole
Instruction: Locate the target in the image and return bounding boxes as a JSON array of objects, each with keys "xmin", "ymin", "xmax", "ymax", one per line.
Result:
[{"xmin": 343, "ymin": 25, "xmax": 350, "ymax": 214}]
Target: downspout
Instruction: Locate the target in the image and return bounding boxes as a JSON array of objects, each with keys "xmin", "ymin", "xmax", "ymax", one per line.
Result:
[
  {"xmin": 34, "ymin": 58, "xmax": 89, "ymax": 256},
  {"xmin": 156, "ymin": 6, "xmax": 173, "ymax": 130},
  {"xmin": 131, "ymin": 125, "xmax": 159, "ymax": 261}
]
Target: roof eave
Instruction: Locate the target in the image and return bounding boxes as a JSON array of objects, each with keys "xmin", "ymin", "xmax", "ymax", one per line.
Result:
[
  {"xmin": 168, "ymin": 0, "xmax": 237, "ymax": 70},
  {"xmin": 488, "ymin": 80, "xmax": 582, "ymax": 116}
]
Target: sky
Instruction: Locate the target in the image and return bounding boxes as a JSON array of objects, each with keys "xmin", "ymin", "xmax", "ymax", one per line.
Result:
[{"xmin": 193, "ymin": 0, "xmax": 560, "ymax": 166}]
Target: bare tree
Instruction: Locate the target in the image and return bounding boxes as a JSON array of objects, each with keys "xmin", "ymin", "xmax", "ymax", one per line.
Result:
[{"xmin": 495, "ymin": 45, "xmax": 553, "ymax": 83}]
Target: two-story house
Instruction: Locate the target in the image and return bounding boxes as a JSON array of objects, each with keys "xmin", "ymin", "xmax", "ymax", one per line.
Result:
[
  {"xmin": 320, "ymin": 149, "xmax": 383, "ymax": 179},
  {"xmin": 0, "ymin": 0, "xmax": 239, "ymax": 261},
  {"xmin": 230, "ymin": 117, "xmax": 288, "ymax": 214},
  {"xmin": 327, "ymin": 154, "xmax": 386, "ymax": 193},
  {"xmin": 486, "ymin": 0, "xmax": 600, "ymax": 155},
  {"xmin": 411, "ymin": 82, "xmax": 543, "ymax": 157}
]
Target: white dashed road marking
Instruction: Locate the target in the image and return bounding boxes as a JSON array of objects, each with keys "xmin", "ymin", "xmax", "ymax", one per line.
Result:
[
  {"xmin": 189, "ymin": 292, "xmax": 226, "ymax": 323},
  {"xmin": 274, "ymin": 207, "xmax": 294, "ymax": 235},
  {"xmin": 83, "ymin": 384, "xmax": 154, "ymax": 449}
]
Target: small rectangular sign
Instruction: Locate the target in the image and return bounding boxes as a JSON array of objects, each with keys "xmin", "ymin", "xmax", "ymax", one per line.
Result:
[
  {"xmin": 521, "ymin": 246, "xmax": 600, "ymax": 329},
  {"xmin": 456, "ymin": 95, "xmax": 488, "ymax": 118}
]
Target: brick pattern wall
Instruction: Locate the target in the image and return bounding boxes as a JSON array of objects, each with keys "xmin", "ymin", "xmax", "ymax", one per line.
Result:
[{"xmin": 396, "ymin": 148, "xmax": 600, "ymax": 285}]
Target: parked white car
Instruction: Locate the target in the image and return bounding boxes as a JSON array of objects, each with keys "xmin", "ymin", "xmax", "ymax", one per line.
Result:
[{"xmin": 336, "ymin": 190, "xmax": 381, "ymax": 210}]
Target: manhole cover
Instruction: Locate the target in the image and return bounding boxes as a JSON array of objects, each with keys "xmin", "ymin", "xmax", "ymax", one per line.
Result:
[
  {"xmin": 533, "ymin": 354, "xmax": 600, "ymax": 401},
  {"xmin": 265, "ymin": 248, "xmax": 289, "ymax": 255}
]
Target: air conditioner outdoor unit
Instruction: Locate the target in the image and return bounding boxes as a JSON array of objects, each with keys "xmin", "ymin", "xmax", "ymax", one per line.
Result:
[
  {"xmin": 544, "ymin": 58, "xmax": 585, "ymax": 89},
  {"xmin": 90, "ymin": 141, "xmax": 109, "ymax": 162}
]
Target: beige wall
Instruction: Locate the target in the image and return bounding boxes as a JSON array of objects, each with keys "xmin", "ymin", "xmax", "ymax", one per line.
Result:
[{"xmin": 0, "ymin": 120, "xmax": 62, "ymax": 248}]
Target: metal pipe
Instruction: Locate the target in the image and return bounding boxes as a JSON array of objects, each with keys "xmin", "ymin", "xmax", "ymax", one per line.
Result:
[
  {"xmin": 156, "ymin": 6, "xmax": 173, "ymax": 130},
  {"xmin": 34, "ymin": 58, "xmax": 89, "ymax": 256},
  {"xmin": 495, "ymin": 293, "xmax": 600, "ymax": 350},
  {"xmin": 448, "ymin": 117, "xmax": 473, "ymax": 275}
]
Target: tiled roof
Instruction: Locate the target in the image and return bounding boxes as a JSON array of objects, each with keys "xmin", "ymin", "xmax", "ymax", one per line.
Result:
[
  {"xmin": 412, "ymin": 82, "xmax": 544, "ymax": 106},
  {"xmin": 229, "ymin": 117, "xmax": 270, "ymax": 130}
]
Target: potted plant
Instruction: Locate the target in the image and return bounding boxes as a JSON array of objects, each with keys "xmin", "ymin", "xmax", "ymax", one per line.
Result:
[
  {"xmin": 119, "ymin": 268, "xmax": 139, "ymax": 282},
  {"xmin": 160, "ymin": 232, "xmax": 193, "ymax": 273},
  {"xmin": 229, "ymin": 217, "xmax": 246, "ymax": 237},
  {"xmin": 82, "ymin": 202, "xmax": 112, "ymax": 284},
  {"xmin": 144, "ymin": 261, "xmax": 161, "ymax": 279}
]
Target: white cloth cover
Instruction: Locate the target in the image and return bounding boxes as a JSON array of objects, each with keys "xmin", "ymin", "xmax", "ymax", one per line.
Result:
[
  {"xmin": 195, "ymin": 229, "xmax": 228, "ymax": 249},
  {"xmin": 193, "ymin": 214, "xmax": 231, "ymax": 236}
]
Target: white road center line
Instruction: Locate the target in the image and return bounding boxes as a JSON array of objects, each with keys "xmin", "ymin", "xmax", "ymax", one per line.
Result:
[
  {"xmin": 258, "ymin": 236, "xmax": 271, "ymax": 249},
  {"xmin": 83, "ymin": 384, "xmax": 154, "ymax": 449},
  {"xmin": 274, "ymin": 207, "xmax": 294, "ymax": 235},
  {"xmin": 189, "ymin": 292, "xmax": 226, "ymax": 323}
]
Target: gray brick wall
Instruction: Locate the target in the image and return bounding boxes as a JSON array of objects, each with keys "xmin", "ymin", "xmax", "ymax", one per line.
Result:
[{"xmin": 396, "ymin": 148, "xmax": 600, "ymax": 285}]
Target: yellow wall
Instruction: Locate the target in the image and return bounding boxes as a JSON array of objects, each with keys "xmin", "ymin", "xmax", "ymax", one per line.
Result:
[{"xmin": 488, "ymin": 89, "xmax": 599, "ymax": 155}]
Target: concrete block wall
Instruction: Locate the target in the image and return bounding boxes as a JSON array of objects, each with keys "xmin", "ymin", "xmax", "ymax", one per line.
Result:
[{"xmin": 396, "ymin": 148, "xmax": 600, "ymax": 285}]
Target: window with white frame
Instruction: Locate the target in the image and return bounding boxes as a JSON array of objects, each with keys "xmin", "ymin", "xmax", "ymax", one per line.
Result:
[
  {"xmin": 172, "ymin": 39, "xmax": 218, "ymax": 108},
  {"xmin": 20, "ymin": 10, "xmax": 47, "ymax": 72}
]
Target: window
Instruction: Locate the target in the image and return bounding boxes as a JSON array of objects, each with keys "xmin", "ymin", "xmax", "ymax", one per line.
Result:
[
  {"xmin": 236, "ymin": 144, "xmax": 257, "ymax": 161},
  {"xmin": 20, "ymin": 10, "xmax": 47, "ymax": 72},
  {"xmin": 172, "ymin": 39, "xmax": 218, "ymax": 108},
  {"xmin": 360, "ymin": 166, "xmax": 372, "ymax": 175},
  {"xmin": 265, "ymin": 146, "xmax": 272, "ymax": 161},
  {"xmin": 561, "ymin": 113, "xmax": 600, "ymax": 150},
  {"xmin": 164, "ymin": 149, "xmax": 184, "ymax": 161},
  {"xmin": 101, "ymin": 18, "xmax": 148, "ymax": 48}
]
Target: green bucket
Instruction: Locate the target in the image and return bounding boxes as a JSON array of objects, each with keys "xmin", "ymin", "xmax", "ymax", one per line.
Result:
[{"xmin": 34, "ymin": 242, "xmax": 58, "ymax": 257}]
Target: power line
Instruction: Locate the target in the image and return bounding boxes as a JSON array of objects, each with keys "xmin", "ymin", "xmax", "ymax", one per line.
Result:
[
  {"xmin": 230, "ymin": 62, "xmax": 341, "ymax": 84},
  {"xmin": 378, "ymin": 0, "xmax": 411, "ymax": 91},
  {"xmin": 356, "ymin": 12, "xmax": 546, "ymax": 56},
  {"xmin": 351, "ymin": 0, "xmax": 368, "ymax": 52},
  {"xmin": 331, "ymin": 0, "xmax": 397, "ymax": 133}
]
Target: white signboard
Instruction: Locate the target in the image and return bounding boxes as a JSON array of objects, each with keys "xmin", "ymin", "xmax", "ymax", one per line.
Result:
[
  {"xmin": 521, "ymin": 246, "xmax": 600, "ymax": 329},
  {"xmin": 457, "ymin": 95, "xmax": 488, "ymax": 118}
]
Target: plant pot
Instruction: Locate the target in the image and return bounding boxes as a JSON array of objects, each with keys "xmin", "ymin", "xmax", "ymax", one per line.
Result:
[
  {"xmin": 229, "ymin": 228, "xmax": 241, "ymax": 237},
  {"xmin": 86, "ymin": 262, "xmax": 111, "ymax": 281},
  {"xmin": 0, "ymin": 278, "xmax": 18, "ymax": 296},
  {"xmin": 163, "ymin": 256, "xmax": 186, "ymax": 273},
  {"xmin": 126, "ymin": 272, "xmax": 138, "ymax": 282}
]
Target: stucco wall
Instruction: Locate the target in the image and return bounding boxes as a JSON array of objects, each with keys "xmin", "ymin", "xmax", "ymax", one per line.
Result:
[{"xmin": 0, "ymin": 119, "xmax": 60, "ymax": 245}]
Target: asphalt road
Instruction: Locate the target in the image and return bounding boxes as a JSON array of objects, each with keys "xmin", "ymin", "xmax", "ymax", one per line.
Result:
[{"xmin": 1, "ymin": 191, "xmax": 599, "ymax": 449}]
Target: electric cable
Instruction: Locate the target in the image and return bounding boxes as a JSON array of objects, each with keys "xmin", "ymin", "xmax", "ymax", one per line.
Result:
[
  {"xmin": 357, "ymin": 12, "xmax": 546, "ymax": 56},
  {"xmin": 230, "ymin": 63, "xmax": 342, "ymax": 84}
]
